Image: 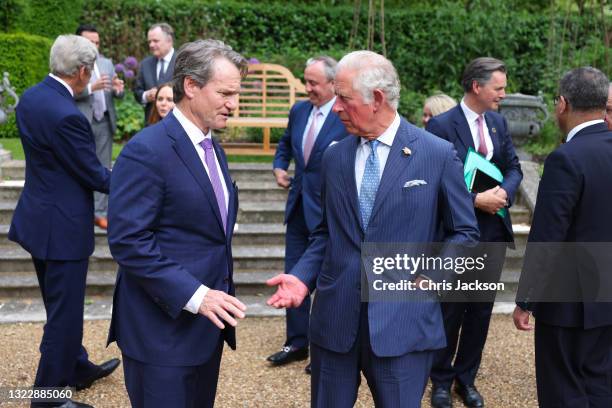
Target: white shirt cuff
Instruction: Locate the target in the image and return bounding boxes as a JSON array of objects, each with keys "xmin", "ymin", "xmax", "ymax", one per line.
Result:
[
  {"xmin": 87, "ymin": 83, "xmax": 92, "ymax": 94},
  {"xmin": 183, "ymin": 284, "xmax": 209, "ymax": 314}
]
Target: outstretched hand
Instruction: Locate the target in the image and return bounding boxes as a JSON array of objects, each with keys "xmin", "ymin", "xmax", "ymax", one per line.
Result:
[{"xmin": 266, "ymin": 274, "xmax": 309, "ymax": 309}]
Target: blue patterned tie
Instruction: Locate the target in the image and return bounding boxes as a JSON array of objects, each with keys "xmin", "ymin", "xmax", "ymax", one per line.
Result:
[{"xmin": 359, "ymin": 140, "xmax": 380, "ymax": 230}]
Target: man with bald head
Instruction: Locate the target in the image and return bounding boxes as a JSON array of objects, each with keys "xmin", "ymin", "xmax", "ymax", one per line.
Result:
[{"xmin": 267, "ymin": 51, "xmax": 479, "ymax": 406}]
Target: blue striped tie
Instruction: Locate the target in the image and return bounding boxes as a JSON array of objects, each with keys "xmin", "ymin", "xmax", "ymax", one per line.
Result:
[{"xmin": 359, "ymin": 140, "xmax": 380, "ymax": 230}]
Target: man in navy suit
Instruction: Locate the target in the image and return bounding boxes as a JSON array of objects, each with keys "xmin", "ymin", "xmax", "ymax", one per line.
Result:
[
  {"xmin": 267, "ymin": 51, "xmax": 479, "ymax": 407},
  {"xmin": 108, "ymin": 39, "xmax": 248, "ymax": 408},
  {"xmin": 268, "ymin": 56, "xmax": 349, "ymax": 371},
  {"xmin": 514, "ymin": 67, "xmax": 612, "ymax": 408},
  {"xmin": 426, "ymin": 57, "xmax": 523, "ymax": 408},
  {"xmin": 9, "ymin": 35, "xmax": 118, "ymax": 408},
  {"xmin": 134, "ymin": 22, "xmax": 176, "ymax": 123}
]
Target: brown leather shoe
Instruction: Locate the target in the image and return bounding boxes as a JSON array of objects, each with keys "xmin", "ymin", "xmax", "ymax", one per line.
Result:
[{"xmin": 94, "ymin": 216, "xmax": 108, "ymax": 229}]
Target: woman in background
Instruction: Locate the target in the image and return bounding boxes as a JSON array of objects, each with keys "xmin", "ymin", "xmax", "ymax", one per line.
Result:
[
  {"xmin": 422, "ymin": 93, "xmax": 457, "ymax": 127},
  {"xmin": 148, "ymin": 83, "xmax": 174, "ymax": 125}
]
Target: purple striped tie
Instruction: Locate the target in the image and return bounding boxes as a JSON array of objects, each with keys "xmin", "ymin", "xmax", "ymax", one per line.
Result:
[{"xmin": 200, "ymin": 138, "xmax": 227, "ymax": 233}]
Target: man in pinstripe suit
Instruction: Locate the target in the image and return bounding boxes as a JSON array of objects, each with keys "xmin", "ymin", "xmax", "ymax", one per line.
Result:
[{"xmin": 268, "ymin": 51, "xmax": 479, "ymax": 407}]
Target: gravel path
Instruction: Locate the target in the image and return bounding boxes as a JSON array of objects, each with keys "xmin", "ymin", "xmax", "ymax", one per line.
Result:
[{"xmin": 0, "ymin": 315, "xmax": 537, "ymax": 407}]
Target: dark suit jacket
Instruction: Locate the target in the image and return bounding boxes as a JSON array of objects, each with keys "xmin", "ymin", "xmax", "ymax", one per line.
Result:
[
  {"xmin": 9, "ymin": 75, "xmax": 110, "ymax": 260},
  {"xmin": 523, "ymin": 122, "xmax": 612, "ymax": 329},
  {"xmin": 427, "ymin": 105, "xmax": 522, "ymax": 244},
  {"xmin": 134, "ymin": 53, "xmax": 176, "ymax": 122},
  {"xmin": 74, "ymin": 55, "xmax": 124, "ymax": 133},
  {"xmin": 291, "ymin": 117, "xmax": 479, "ymax": 357},
  {"xmin": 107, "ymin": 112, "xmax": 239, "ymax": 366},
  {"xmin": 273, "ymin": 100, "xmax": 349, "ymax": 231}
]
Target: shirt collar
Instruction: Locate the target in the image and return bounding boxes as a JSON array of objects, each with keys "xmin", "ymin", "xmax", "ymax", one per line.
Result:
[
  {"xmin": 566, "ymin": 119, "xmax": 605, "ymax": 143},
  {"xmin": 173, "ymin": 106, "xmax": 211, "ymax": 146},
  {"xmin": 315, "ymin": 96, "xmax": 336, "ymax": 118},
  {"xmin": 48, "ymin": 73, "xmax": 74, "ymax": 97},
  {"xmin": 162, "ymin": 48, "xmax": 175, "ymax": 63},
  {"xmin": 460, "ymin": 98, "xmax": 482, "ymax": 124},
  {"xmin": 360, "ymin": 112, "xmax": 401, "ymax": 148}
]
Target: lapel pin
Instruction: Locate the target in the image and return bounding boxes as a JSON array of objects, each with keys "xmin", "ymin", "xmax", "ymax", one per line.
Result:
[
  {"xmin": 491, "ymin": 127, "xmax": 497, "ymax": 134},
  {"xmin": 402, "ymin": 147, "xmax": 412, "ymax": 156}
]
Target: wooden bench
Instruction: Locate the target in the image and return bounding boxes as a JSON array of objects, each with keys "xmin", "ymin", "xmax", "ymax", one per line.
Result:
[{"xmin": 225, "ymin": 63, "xmax": 307, "ymax": 154}]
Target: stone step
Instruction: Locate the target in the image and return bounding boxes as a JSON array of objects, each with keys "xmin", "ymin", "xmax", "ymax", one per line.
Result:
[
  {"xmin": 0, "ymin": 269, "xmax": 280, "ymax": 298},
  {"xmin": 509, "ymin": 205, "xmax": 531, "ymax": 224},
  {"xmin": 0, "ymin": 245, "xmax": 287, "ymax": 274},
  {"xmin": 0, "ymin": 160, "xmax": 292, "ymax": 183},
  {"xmin": 236, "ymin": 181, "xmax": 288, "ymax": 202},
  {"xmin": 0, "ymin": 294, "xmax": 284, "ymax": 323},
  {"xmin": 0, "ymin": 223, "xmax": 286, "ymax": 247}
]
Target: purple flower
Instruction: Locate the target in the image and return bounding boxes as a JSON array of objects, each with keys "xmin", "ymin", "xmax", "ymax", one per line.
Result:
[
  {"xmin": 115, "ymin": 63, "xmax": 125, "ymax": 73},
  {"xmin": 124, "ymin": 69, "xmax": 135, "ymax": 79},
  {"xmin": 124, "ymin": 56, "xmax": 138, "ymax": 69},
  {"xmin": 248, "ymin": 57, "xmax": 260, "ymax": 64}
]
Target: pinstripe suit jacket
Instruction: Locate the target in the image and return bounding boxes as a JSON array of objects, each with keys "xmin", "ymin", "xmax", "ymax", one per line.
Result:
[{"xmin": 291, "ymin": 117, "xmax": 479, "ymax": 357}]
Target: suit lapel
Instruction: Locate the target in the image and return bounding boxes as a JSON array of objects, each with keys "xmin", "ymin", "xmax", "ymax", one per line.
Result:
[
  {"xmin": 484, "ymin": 113, "xmax": 501, "ymax": 162},
  {"xmin": 369, "ymin": 119, "xmax": 416, "ymax": 222},
  {"xmin": 294, "ymin": 103, "xmax": 312, "ymax": 167},
  {"xmin": 308, "ymin": 112, "xmax": 339, "ymax": 168},
  {"xmin": 453, "ymin": 107, "xmax": 475, "ymax": 152},
  {"xmin": 340, "ymin": 136, "xmax": 363, "ymax": 231},
  {"xmin": 212, "ymin": 137, "xmax": 235, "ymax": 239},
  {"xmin": 165, "ymin": 113, "xmax": 226, "ymax": 235}
]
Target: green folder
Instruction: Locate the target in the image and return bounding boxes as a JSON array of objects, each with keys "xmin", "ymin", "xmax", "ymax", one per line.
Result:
[{"xmin": 463, "ymin": 147, "xmax": 507, "ymax": 218}]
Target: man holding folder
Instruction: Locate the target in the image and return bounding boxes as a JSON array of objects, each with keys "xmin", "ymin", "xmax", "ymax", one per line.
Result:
[{"xmin": 426, "ymin": 57, "xmax": 522, "ymax": 408}]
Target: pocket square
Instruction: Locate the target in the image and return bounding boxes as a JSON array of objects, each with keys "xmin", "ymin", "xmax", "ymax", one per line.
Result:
[
  {"xmin": 403, "ymin": 179, "xmax": 427, "ymax": 188},
  {"xmin": 328, "ymin": 141, "xmax": 339, "ymax": 147}
]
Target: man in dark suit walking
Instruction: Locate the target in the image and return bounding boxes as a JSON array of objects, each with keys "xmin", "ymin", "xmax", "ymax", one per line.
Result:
[
  {"xmin": 134, "ymin": 22, "xmax": 176, "ymax": 123},
  {"xmin": 108, "ymin": 39, "xmax": 248, "ymax": 407},
  {"xmin": 9, "ymin": 34, "xmax": 118, "ymax": 408},
  {"xmin": 513, "ymin": 66, "xmax": 612, "ymax": 408},
  {"xmin": 267, "ymin": 50, "xmax": 479, "ymax": 407},
  {"xmin": 426, "ymin": 57, "xmax": 523, "ymax": 408},
  {"xmin": 75, "ymin": 24, "xmax": 124, "ymax": 230},
  {"xmin": 268, "ymin": 56, "xmax": 349, "ymax": 372}
]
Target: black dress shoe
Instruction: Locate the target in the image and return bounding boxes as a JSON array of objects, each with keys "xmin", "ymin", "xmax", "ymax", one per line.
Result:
[
  {"xmin": 304, "ymin": 362, "xmax": 311, "ymax": 375},
  {"xmin": 266, "ymin": 345, "xmax": 308, "ymax": 366},
  {"xmin": 58, "ymin": 400, "xmax": 94, "ymax": 408},
  {"xmin": 455, "ymin": 383, "xmax": 484, "ymax": 408},
  {"xmin": 74, "ymin": 358, "xmax": 121, "ymax": 391},
  {"xmin": 431, "ymin": 384, "xmax": 452, "ymax": 408}
]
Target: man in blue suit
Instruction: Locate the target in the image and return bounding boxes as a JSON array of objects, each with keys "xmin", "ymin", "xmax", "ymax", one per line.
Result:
[
  {"xmin": 108, "ymin": 39, "xmax": 248, "ymax": 408},
  {"xmin": 268, "ymin": 56, "xmax": 349, "ymax": 371},
  {"xmin": 514, "ymin": 67, "xmax": 612, "ymax": 408},
  {"xmin": 9, "ymin": 35, "xmax": 117, "ymax": 408},
  {"xmin": 268, "ymin": 51, "xmax": 479, "ymax": 407},
  {"xmin": 426, "ymin": 57, "xmax": 523, "ymax": 408}
]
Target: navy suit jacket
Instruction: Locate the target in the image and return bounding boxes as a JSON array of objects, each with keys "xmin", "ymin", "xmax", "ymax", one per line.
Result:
[
  {"xmin": 9, "ymin": 76, "xmax": 110, "ymax": 260},
  {"xmin": 134, "ymin": 53, "xmax": 176, "ymax": 121},
  {"xmin": 291, "ymin": 117, "xmax": 479, "ymax": 357},
  {"xmin": 107, "ymin": 112, "xmax": 239, "ymax": 366},
  {"xmin": 427, "ymin": 106, "xmax": 522, "ymax": 244},
  {"xmin": 524, "ymin": 122, "xmax": 612, "ymax": 329},
  {"xmin": 273, "ymin": 100, "xmax": 349, "ymax": 231}
]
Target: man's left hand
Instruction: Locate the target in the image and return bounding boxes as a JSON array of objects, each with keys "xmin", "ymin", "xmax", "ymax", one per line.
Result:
[
  {"xmin": 512, "ymin": 305, "xmax": 533, "ymax": 331},
  {"xmin": 112, "ymin": 75, "xmax": 124, "ymax": 94}
]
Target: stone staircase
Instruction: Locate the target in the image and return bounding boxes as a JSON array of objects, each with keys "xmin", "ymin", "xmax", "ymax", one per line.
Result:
[{"xmin": 0, "ymin": 160, "xmax": 532, "ymax": 322}]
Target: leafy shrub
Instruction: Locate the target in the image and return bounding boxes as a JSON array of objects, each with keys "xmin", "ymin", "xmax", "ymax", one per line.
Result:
[
  {"xmin": 1, "ymin": 0, "xmax": 84, "ymax": 39},
  {"xmin": 114, "ymin": 93, "xmax": 144, "ymax": 141}
]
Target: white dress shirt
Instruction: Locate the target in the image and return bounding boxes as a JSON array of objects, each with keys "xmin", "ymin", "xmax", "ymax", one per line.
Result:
[
  {"xmin": 355, "ymin": 112, "xmax": 401, "ymax": 195},
  {"xmin": 460, "ymin": 99, "xmax": 494, "ymax": 160},
  {"xmin": 48, "ymin": 73, "xmax": 74, "ymax": 96},
  {"xmin": 173, "ymin": 106, "xmax": 230, "ymax": 314},
  {"xmin": 301, "ymin": 97, "xmax": 336, "ymax": 151},
  {"xmin": 566, "ymin": 119, "xmax": 605, "ymax": 143}
]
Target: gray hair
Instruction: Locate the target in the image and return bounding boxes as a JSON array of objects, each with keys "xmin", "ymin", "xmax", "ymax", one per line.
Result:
[
  {"xmin": 559, "ymin": 66, "xmax": 609, "ymax": 112},
  {"xmin": 148, "ymin": 22, "xmax": 174, "ymax": 42},
  {"xmin": 49, "ymin": 34, "xmax": 97, "ymax": 76},
  {"xmin": 306, "ymin": 56, "xmax": 337, "ymax": 82},
  {"xmin": 173, "ymin": 39, "xmax": 248, "ymax": 103},
  {"xmin": 461, "ymin": 57, "xmax": 506, "ymax": 93},
  {"xmin": 336, "ymin": 50, "xmax": 401, "ymax": 109}
]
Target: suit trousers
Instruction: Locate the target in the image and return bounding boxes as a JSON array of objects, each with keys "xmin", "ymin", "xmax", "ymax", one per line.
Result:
[
  {"xmin": 92, "ymin": 114, "xmax": 113, "ymax": 217},
  {"xmin": 122, "ymin": 339, "xmax": 224, "ymax": 408},
  {"xmin": 310, "ymin": 303, "xmax": 433, "ymax": 408},
  {"xmin": 31, "ymin": 258, "xmax": 98, "ymax": 407},
  {"xmin": 430, "ymin": 240, "xmax": 506, "ymax": 388},
  {"xmin": 535, "ymin": 320, "xmax": 612, "ymax": 408},
  {"xmin": 284, "ymin": 198, "xmax": 311, "ymax": 348}
]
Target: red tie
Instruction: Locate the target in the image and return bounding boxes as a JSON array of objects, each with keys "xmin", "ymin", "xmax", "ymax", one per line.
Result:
[{"xmin": 476, "ymin": 115, "xmax": 488, "ymax": 157}]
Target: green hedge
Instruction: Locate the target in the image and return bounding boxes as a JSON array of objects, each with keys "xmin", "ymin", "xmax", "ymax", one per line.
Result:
[
  {"xmin": 1, "ymin": 0, "xmax": 84, "ymax": 39},
  {"xmin": 0, "ymin": 32, "xmax": 51, "ymax": 138}
]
